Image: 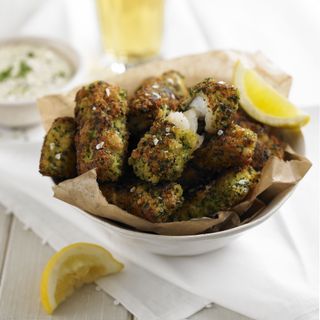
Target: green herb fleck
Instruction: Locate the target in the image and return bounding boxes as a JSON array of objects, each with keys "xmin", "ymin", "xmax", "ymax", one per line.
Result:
[
  {"xmin": 0, "ymin": 66, "xmax": 13, "ymax": 82},
  {"xmin": 55, "ymin": 71, "xmax": 66, "ymax": 78},
  {"xmin": 16, "ymin": 60, "xmax": 32, "ymax": 78},
  {"xmin": 27, "ymin": 51, "xmax": 35, "ymax": 58},
  {"xmin": 119, "ymin": 89, "xmax": 127, "ymax": 100}
]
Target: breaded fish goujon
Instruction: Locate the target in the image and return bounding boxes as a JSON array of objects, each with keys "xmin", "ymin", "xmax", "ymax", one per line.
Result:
[
  {"xmin": 188, "ymin": 78, "xmax": 239, "ymax": 134},
  {"xmin": 75, "ymin": 81, "xmax": 128, "ymax": 182},
  {"xmin": 234, "ymin": 109, "xmax": 286, "ymax": 170},
  {"xmin": 128, "ymin": 70, "xmax": 189, "ymax": 135},
  {"xmin": 175, "ymin": 166, "xmax": 259, "ymax": 220},
  {"xmin": 100, "ymin": 182, "xmax": 183, "ymax": 223},
  {"xmin": 129, "ymin": 109, "xmax": 201, "ymax": 184},
  {"xmin": 39, "ymin": 117, "xmax": 76, "ymax": 180},
  {"xmin": 192, "ymin": 124, "xmax": 257, "ymax": 173}
]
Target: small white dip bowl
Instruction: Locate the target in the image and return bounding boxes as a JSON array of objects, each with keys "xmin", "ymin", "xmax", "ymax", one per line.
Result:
[{"xmin": 0, "ymin": 36, "xmax": 83, "ymax": 127}]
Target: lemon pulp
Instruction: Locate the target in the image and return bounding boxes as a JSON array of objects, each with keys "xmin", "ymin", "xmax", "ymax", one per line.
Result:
[
  {"xmin": 244, "ymin": 70, "xmax": 300, "ymax": 117},
  {"xmin": 40, "ymin": 243, "xmax": 124, "ymax": 314},
  {"xmin": 233, "ymin": 61, "xmax": 310, "ymax": 128}
]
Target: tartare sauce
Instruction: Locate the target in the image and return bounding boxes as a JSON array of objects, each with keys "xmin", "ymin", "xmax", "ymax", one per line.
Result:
[{"xmin": 0, "ymin": 44, "xmax": 74, "ymax": 102}]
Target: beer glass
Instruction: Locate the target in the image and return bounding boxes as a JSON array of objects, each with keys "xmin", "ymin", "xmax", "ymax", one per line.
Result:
[{"xmin": 96, "ymin": 0, "xmax": 164, "ymax": 71}]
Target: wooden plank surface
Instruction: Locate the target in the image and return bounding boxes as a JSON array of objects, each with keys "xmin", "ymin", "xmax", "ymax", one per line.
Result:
[
  {"xmin": 0, "ymin": 217, "xmax": 131, "ymax": 320},
  {"xmin": 0, "ymin": 205, "xmax": 12, "ymax": 282}
]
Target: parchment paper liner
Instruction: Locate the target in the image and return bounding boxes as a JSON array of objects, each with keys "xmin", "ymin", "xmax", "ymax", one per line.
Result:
[{"xmin": 37, "ymin": 50, "xmax": 312, "ymax": 236}]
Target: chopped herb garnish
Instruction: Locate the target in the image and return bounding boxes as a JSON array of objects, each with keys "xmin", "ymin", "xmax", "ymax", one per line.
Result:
[
  {"xmin": 16, "ymin": 60, "xmax": 32, "ymax": 78},
  {"xmin": 119, "ymin": 89, "xmax": 127, "ymax": 99},
  {"xmin": 0, "ymin": 66, "xmax": 13, "ymax": 82},
  {"xmin": 56, "ymin": 71, "xmax": 66, "ymax": 78},
  {"xmin": 27, "ymin": 51, "xmax": 35, "ymax": 58}
]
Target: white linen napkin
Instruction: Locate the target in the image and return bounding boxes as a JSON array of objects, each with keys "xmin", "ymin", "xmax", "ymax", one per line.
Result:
[{"xmin": 0, "ymin": 107, "xmax": 318, "ymax": 320}]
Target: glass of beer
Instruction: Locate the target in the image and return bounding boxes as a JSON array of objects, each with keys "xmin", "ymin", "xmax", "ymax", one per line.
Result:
[{"xmin": 96, "ymin": 0, "xmax": 164, "ymax": 70}]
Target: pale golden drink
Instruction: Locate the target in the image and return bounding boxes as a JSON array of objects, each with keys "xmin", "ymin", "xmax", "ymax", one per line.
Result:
[{"xmin": 96, "ymin": 0, "xmax": 164, "ymax": 63}]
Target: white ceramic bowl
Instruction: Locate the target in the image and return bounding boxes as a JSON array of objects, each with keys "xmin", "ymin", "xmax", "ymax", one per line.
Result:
[
  {"xmin": 78, "ymin": 129, "xmax": 305, "ymax": 256},
  {"xmin": 0, "ymin": 36, "xmax": 84, "ymax": 127}
]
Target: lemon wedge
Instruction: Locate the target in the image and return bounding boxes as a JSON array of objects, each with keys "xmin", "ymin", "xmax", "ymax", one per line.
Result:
[
  {"xmin": 40, "ymin": 242, "xmax": 124, "ymax": 314},
  {"xmin": 233, "ymin": 61, "xmax": 310, "ymax": 128}
]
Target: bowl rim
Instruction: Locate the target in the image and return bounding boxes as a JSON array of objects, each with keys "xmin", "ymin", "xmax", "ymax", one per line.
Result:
[{"xmin": 0, "ymin": 35, "xmax": 84, "ymax": 106}]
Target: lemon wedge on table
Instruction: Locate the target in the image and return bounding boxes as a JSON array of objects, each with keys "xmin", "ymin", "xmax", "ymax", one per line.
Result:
[
  {"xmin": 40, "ymin": 242, "xmax": 124, "ymax": 314},
  {"xmin": 233, "ymin": 61, "xmax": 310, "ymax": 128}
]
